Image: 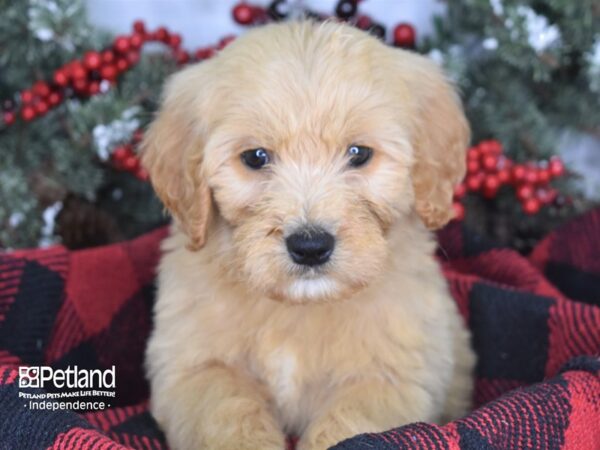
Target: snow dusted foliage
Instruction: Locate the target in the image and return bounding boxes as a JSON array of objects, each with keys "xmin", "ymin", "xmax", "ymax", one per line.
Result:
[
  {"xmin": 93, "ymin": 107, "xmax": 141, "ymax": 161},
  {"xmin": 513, "ymin": 5, "xmax": 561, "ymax": 53},
  {"xmin": 588, "ymin": 39, "xmax": 600, "ymax": 93}
]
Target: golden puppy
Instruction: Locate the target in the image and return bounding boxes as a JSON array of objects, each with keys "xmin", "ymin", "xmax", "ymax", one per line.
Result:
[{"xmin": 143, "ymin": 20, "xmax": 475, "ymax": 450}]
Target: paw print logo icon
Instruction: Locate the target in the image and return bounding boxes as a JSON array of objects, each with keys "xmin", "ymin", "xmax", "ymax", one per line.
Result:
[{"xmin": 19, "ymin": 367, "xmax": 40, "ymax": 388}]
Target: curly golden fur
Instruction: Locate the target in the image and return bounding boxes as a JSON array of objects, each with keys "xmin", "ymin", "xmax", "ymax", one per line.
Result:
[{"xmin": 143, "ymin": 21, "xmax": 474, "ymax": 450}]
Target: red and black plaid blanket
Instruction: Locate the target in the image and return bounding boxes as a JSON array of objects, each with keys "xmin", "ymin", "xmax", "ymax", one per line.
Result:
[{"xmin": 0, "ymin": 209, "xmax": 599, "ymax": 450}]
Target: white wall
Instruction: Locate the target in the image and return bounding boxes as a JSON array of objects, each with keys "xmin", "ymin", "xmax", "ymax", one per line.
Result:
[{"xmin": 85, "ymin": 0, "xmax": 445, "ymax": 49}]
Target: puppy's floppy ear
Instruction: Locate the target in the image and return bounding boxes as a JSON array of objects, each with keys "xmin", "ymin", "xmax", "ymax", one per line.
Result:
[
  {"xmin": 141, "ymin": 67, "xmax": 213, "ymax": 250},
  {"xmin": 396, "ymin": 52, "xmax": 470, "ymax": 229}
]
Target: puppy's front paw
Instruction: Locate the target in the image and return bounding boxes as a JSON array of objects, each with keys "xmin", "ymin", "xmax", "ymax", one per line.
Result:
[
  {"xmin": 151, "ymin": 362, "xmax": 287, "ymax": 450},
  {"xmin": 298, "ymin": 416, "xmax": 374, "ymax": 450},
  {"xmin": 206, "ymin": 429, "xmax": 285, "ymax": 450},
  {"xmin": 167, "ymin": 405, "xmax": 287, "ymax": 450}
]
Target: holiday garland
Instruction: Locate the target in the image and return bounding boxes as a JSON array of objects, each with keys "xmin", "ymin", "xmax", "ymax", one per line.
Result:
[
  {"xmin": 0, "ymin": 0, "xmax": 567, "ymax": 220},
  {"xmin": 0, "ymin": 21, "xmax": 229, "ymax": 128},
  {"xmin": 452, "ymin": 140, "xmax": 565, "ymax": 218}
]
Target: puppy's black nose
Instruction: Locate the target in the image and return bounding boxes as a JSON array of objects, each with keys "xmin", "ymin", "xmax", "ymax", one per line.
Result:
[{"xmin": 286, "ymin": 228, "xmax": 335, "ymax": 266}]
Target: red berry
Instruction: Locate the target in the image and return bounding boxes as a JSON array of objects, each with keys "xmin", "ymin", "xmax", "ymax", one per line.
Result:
[
  {"xmin": 356, "ymin": 15, "xmax": 372, "ymax": 30},
  {"xmin": 123, "ymin": 155, "xmax": 140, "ymax": 172},
  {"xmin": 125, "ymin": 50, "xmax": 140, "ymax": 66},
  {"xmin": 130, "ymin": 33, "xmax": 144, "ymax": 49},
  {"xmin": 466, "ymin": 174, "xmax": 484, "ymax": 192},
  {"xmin": 88, "ymin": 81, "xmax": 100, "ymax": 95},
  {"xmin": 218, "ymin": 35, "xmax": 236, "ymax": 50},
  {"xmin": 511, "ymin": 165, "xmax": 526, "ymax": 184},
  {"xmin": 393, "ymin": 23, "xmax": 416, "ymax": 48},
  {"xmin": 233, "ymin": 3, "xmax": 255, "ymax": 25},
  {"xmin": 169, "ymin": 33, "xmax": 182, "ymax": 49},
  {"xmin": 133, "ymin": 20, "xmax": 146, "ymax": 35},
  {"xmin": 156, "ymin": 27, "xmax": 169, "ymax": 43},
  {"xmin": 100, "ymin": 64, "xmax": 118, "ymax": 82},
  {"xmin": 73, "ymin": 78, "xmax": 89, "ymax": 93},
  {"xmin": 135, "ymin": 167, "xmax": 149, "ymax": 181},
  {"xmin": 102, "ymin": 50, "xmax": 116, "ymax": 64},
  {"xmin": 33, "ymin": 81, "xmax": 51, "ymax": 98},
  {"xmin": 3, "ymin": 111, "xmax": 16, "ymax": 125},
  {"xmin": 112, "ymin": 145, "xmax": 131, "ymax": 163},
  {"xmin": 479, "ymin": 140, "xmax": 502, "ymax": 154},
  {"xmin": 114, "ymin": 35, "xmax": 131, "ymax": 53},
  {"xmin": 70, "ymin": 62, "xmax": 88, "ymax": 80},
  {"xmin": 34, "ymin": 101, "xmax": 49, "ymax": 115},
  {"xmin": 83, "ymin": 51, "xmax": 102, "ymax": 70},
  {"xmin": 133, "ymin": 129, "xmax": 144, "ymax": 143},
  {"xmin": 549, "ymin": 158, "xmax": 565, "ymax": 177},
  {"xmin": 483, "ymin": 175, "xmax": 500, "ymax": 198},
  {"xmin": 536, "ymin": 188, "xmax": 552, "ymax": 205},
  {"xmin": 467, "ymin": 147, "xmax": 480, "ymax": 161},
  {"xmin": 524, "ymin": 168, "xmax": 539, "ymax": 184},
  {"xmin": 452, "ymin": 202, "xmax": 465, "ymax": 221},
  {"xmin": 467, "ymin": 159, "xmax": 480, "ymax": 174},
  {"xmin": 116, "ymin": 58, "xmax": 129, "ymax": 72},
  {"xmin": 195, "ymin": 47, "xmax": 215, "ymax": 60},
  {"xmin": 454, "ymin": 183, "xmax": 467, "ymax": 199},
  {"xmin": 48, "ymin": 91, "xmax": 62, "ymax": 106},
  {"xmin": 523, "ymin": 197, "xmax": 541, "ymax": 215},
  {"xmin": 21, "ymin": 90, "xmax": 34, "ymax": 104},
  {"xmin": 517, "ymin": 184, "xmax": 534, "ymax": 201},
  {"xmin": 482, "ymin": 154, "xmax": 498, "ymax": 172},
  {"xmin": 21, "ymin": 105, "xmax": 36, "ymax": 121},
  {"xmin": 53, "ymin": 69, "xmax": 69, "ymax": 86},
  {"xmin": 498, "ymin": 168, "xmax": 511, "ymax": 184},
  {"xmin": 541, "ymin": 188, "xmax": 558, "ymax": 204},
  {"xmin": 537, "ymin": 169, "xmax": 550, "ymax": 184},
  {"xmin": 175, "ymin": 50, "xmax": 190, "ymax": 65}
]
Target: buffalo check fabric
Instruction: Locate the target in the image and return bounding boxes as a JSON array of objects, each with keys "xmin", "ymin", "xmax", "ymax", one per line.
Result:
[{"xmin": 1, "ymin": 210, "xmax": 599, "ymax": 450}]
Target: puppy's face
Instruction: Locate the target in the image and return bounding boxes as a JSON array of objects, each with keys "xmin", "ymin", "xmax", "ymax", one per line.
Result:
[{"xmin": 143, "ymin": 22, "xmax": 469, "ymax": 303}]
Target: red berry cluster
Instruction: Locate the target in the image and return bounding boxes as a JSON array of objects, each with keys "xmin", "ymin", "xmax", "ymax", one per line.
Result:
[
  {"xmin": 110, "ymin": 129, "xmax": 148, "ymax": 180},
  {"xmin": 232, "ymin": 1, "xmax": 355, "ymax": 25},
  {"xmin": 232, "ymin": 1, "xmax": 415, "ymax": 48},
  {"xmin": 2, "ymin": 81, "xmax": 62, "ymax": 124},
  {"xmin": 353, "ymin": 15, "xmax": 387, "ymax": 41},
  {"xmin": 2, "ymin": 13, "xmax": 564, "ymax": 220},
  {"xmin": 452, "ymin": 140, "xmax": 566, "ymax": 220},
  {"xmin": 1, "ymin": 21, "xmax": 235, "ymax": 127},
  {"xmin": 3, "ymin": 4, "xmax": 415, "ymax": 128}
]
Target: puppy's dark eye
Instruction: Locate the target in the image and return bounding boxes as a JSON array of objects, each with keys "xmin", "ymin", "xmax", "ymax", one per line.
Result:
[
  {"xmin": 241, "ymin": 148, "xmax": 270, "ymax": 169},
  {"xmin": 347, "ymin": 145, "xmax": 373, "ymax": 168}
]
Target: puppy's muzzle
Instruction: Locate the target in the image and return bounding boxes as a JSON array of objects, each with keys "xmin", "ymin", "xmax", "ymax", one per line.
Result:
[{"xmin": 285, "ymin": 226, "xmax": 335, "ymax": 267}]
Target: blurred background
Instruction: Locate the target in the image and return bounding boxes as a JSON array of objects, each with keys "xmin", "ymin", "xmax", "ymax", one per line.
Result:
[
  {"xmin": 0, "ymin": 0, "xmax": 598, "ymax": 252},
  {"xmin": 86, "ymin": 0, "xmax": 446, "ymax": 48}
]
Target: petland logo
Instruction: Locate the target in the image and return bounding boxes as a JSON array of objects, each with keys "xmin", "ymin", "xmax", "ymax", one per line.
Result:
[
  {"xmin": 19, "ymin": 366, "xmax": 115, "ymax": 389},
  {"xmin": 18, "ymin": 366, "xmax": 116, "ymax": 411}
]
